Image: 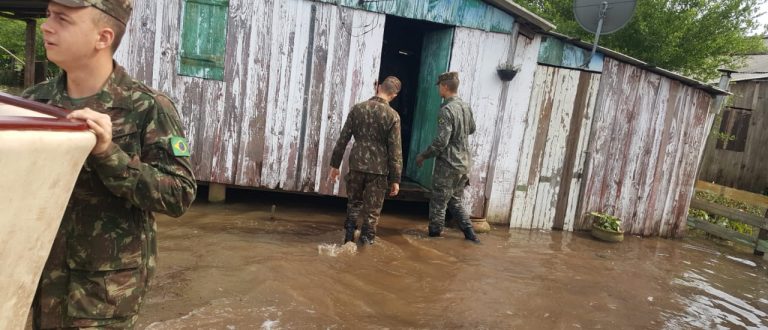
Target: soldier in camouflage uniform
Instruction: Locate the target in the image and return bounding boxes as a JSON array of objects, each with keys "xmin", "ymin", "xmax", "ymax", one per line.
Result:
[
  {"xmin": 416, "ymin": 72, "xmax": 480, "ymax": 243},
  {"xmin": 329, "ymin": 76, "xmax": 403, "ymax": 245},
  {"xmin": 23, "ymin": 1, "xmax": 197, "ymax": 328}
]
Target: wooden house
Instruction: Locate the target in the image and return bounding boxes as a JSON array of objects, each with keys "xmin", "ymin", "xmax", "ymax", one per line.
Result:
[
  {"xmin": 102, "ymin": 0, "xmax": 725, "ymax": 237},
  {"xmin": 700, "ymin": 39, "xmax": 768, "ymax": 195}
]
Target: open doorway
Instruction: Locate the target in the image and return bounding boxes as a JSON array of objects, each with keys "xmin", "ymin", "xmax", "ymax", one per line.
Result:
[{"xmin": 378, "ymin": 16, "xmax": 454, "ymax": 191}]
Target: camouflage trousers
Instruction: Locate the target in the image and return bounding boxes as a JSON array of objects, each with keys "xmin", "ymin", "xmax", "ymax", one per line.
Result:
[
  {"xmin": 429, "ymin": 160, "xmax": 472, "ymax": 234},
  {"xmin": 345, "ymin": 170, "xmax": 388, "ymax": 241},
  {"xmin": 32, "ymin": 216, "xmax": 155, "ymax": 329}
]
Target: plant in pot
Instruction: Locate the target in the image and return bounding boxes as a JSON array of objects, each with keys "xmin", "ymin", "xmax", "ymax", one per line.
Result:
[
  {"xmin": 496, "ymin": 62, "xmax": 520, "ymax": 82},
  {"xmin": 588, "ymin": 211, "xmax": 624, "ymax": 242}
]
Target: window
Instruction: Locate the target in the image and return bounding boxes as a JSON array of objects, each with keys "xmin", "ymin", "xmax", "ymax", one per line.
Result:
[
  {"xmin": 716, "ymin": 107, "xmax": 751, "ymax": 152},
  {"xmin": 178, "ymin": 0, "xmax": 229, "ymax": 80}
]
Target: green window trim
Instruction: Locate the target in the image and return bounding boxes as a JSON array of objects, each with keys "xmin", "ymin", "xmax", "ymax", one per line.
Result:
[{"xmin": 178, "ymin": 0, "xmax": 230, "ymax": 81}]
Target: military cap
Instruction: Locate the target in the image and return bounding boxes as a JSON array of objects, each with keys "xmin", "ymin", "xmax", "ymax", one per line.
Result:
[
  {"xmin": 436, "ymin": 71, "xmax": 459, "ymax": 85},
  {"xmin": 381, "ymin": 76, "xmax": 402, "ymax": 94},
  {"xmin": 51, "ymin": 0, "xmax": 133, "ymax": 26}
]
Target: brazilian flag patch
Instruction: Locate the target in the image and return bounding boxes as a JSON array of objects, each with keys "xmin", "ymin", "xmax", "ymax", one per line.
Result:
[{"xmin": 170, "ymin": 136, "xmax": 191, "ymax": 157}]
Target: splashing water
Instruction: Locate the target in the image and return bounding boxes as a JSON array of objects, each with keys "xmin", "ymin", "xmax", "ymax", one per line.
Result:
[{"xmin": 317, "ymin": 242, "xmax": 357, "ymax": 257}]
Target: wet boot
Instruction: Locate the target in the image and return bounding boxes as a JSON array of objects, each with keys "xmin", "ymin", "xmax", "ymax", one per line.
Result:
[
  {"xmin": 360, "ymin": 225, "xmax": 375, "ymax": 245},
  {"xmin": 428, "ymin": 226, "xmax": 442, "ymax": 237},
  {"xmin": 462, "ymin": 226, "xmax": 481, "ymax": 244},
  {"xmin": 343, "ymin": 221, "xmax": 356, "ymax": 244}
]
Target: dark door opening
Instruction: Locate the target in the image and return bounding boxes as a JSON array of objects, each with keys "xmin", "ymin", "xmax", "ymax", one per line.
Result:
[{"xmin": 378, "ymin": 16, "xmax": 454, "ymax": 191}]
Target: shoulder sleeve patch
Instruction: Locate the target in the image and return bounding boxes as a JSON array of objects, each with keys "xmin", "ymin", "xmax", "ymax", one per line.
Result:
[{"xmin": 170, "ymin": 136, "xmax": 191, "ymax": 157}]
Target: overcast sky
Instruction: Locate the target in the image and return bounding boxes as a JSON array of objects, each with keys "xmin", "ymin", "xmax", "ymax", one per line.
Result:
[{"xmin": 756, "ymin": 2, "xmax": 768, "ymax": 35}]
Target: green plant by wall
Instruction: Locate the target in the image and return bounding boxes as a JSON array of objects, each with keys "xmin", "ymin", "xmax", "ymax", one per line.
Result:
[{"xmin": 590, "ymin": 212, "xmax": 622, "ymax": 233}]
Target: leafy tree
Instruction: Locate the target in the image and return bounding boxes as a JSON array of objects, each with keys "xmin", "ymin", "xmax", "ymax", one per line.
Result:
[
  {"xmin": 0, "ymin": 17, "xmax": 47, "ymax": 71},
  {"xmin": 517, "ymin": 0, "xmax": 767, "ymax": 80}
]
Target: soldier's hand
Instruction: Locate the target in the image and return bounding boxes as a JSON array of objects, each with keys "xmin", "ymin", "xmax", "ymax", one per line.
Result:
[
  {"xmin": 416, "ymin": 155, "xmax": 425, "ymax": 168},
  {"xmin": 389, "ymin": 183, "xmax": 400, "ymax": 197},
  {"xmin": 328, "ymin": 167, "xmax": 340, "ymax": 183},
  {"xmin": 67, "ymin": 108, "xmax": 113, "ymax": 155}
]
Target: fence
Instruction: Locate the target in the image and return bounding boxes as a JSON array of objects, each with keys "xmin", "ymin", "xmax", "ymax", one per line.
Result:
[{"xmin": 688, "ymin": 180, "xmax": 768, "ymax": 256}]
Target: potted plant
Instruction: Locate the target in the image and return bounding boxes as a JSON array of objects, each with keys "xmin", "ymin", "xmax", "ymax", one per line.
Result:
[
  {"xmin": 496, "ymin": 63, "xmax": 520, "ymax": 81},
  {"xmin": 588, "ymin": 211, "xmax": 624, "ymax": 242}
]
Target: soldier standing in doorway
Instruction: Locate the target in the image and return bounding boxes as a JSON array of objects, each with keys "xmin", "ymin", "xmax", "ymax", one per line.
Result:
[
  {"xmin": 329, "ymin": 76, "xmax": 403, "ymax": 245},
  {"xmin": 416, "ymin": 72, "xmax": 480, "ymax": 243},
  {"xmin": 23, "ymin": 0, "xmax": 197, "ymax": 328}
]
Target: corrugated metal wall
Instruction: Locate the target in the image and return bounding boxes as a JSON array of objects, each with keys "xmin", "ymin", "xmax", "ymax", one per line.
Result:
[
  {"xmin": 576, "ymin": 58, "xmax": 714, "ymax": 238},
  {"xmin": 700, "ymin": 81, "xmax": 768, "ymax": 194}
]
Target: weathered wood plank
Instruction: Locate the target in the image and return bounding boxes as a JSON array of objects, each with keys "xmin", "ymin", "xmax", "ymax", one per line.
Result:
[
  {"xmin": 262, "ymin": 0, "xmax": 300, "ymax": 189},
  {"xmin": 532, "ymin": 68, "xmax": 579, "ymax": 229},
  {"xmin": 317, "ymin": 6, "xmax": 352, "ymax": 195},
  {"xmin": 687, "ymin": 216, "xmax": 756, "ymax": 247},
  {"xmin": 700, "ymin": 80, "xmax": 768, "ymax": 194},
  {"xmin": 689, "ymin": 199, "xmax": 768, "ymax": 229},
  {"xmin": 485, "ymin": 33, "xmax": 542, "ymax": 224},
  {"xmin": 449, "ymin": 28, "xmax": 517, "ymax": 217},
  {"xmin": 576, "ymin": 58, "xmax": 715, "ymax": 237},
  {"xmin": 233, "ymin": 0, "xmax": 273, "ymax": 187},
  {"xmin": 211, "ymin": 0, "xmax": 252, "ymax": 185},
  {"xmin": 333, "ymin": 10, "xmax": 385, "ymax": 196},
  {"xmin": 694, "ymin": 180, "xmax": 768, "ymax": 210}
]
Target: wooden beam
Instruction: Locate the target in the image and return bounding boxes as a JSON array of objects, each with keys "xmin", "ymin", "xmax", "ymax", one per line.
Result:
[
  {"xmin": 687, "ymin": 216, "xmax": 756, "ymax": 247},
  {"xmin": 689, "ymin": 198, "xmax": 768, "ymax": 230},
  {"xmin": 23, "ymin": 19, "xmax": 36, "ymax": 88},
  {"xmin": 695, "ymin": 180, "xmax": 768, "ymax": 210},
  {"xmin": 755, "ymin": 208, "xmax": 768, "ymax": 256}
]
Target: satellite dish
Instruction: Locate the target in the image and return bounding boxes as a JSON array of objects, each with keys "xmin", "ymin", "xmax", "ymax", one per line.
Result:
[{"xmin": 573, "ymin": 0, "xmax": 637, "ymax": 67}]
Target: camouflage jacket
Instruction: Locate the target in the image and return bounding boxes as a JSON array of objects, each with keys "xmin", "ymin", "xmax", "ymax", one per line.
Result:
[
  {"xmin": 418, "ymin": 96, "xmax": 476, "ymax": 174},
  {"xmin": 330, "ymin": 96, "xmax": 402, "ymax": 184},
  {"xmin": 23, "ymin": 63, "xmax": 196, "ymax": 324}
]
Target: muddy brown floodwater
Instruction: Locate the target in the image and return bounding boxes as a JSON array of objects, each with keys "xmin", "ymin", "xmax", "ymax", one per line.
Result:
[{"xmin": 134, "ymin": 189, "xmax": 768, "ymax": 329}]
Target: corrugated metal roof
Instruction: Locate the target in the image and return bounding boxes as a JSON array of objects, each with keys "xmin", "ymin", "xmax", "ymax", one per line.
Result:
[
  {"xmin": 730, "ymin": 54, "xmax": 768, "ymax": 82},
  {"xmin": 545, "ymin": 32, "xmax": 730, "ymax": 96}
]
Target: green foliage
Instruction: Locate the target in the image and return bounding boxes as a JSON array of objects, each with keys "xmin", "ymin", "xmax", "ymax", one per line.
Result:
[
  {"xmin": 714, "ymin": 131, "xmax": 737, "ymax": 143},
  {"xmin": 516, "ymin": 0, "xmax": 767, "ymax": 81},
  {"xmin": 690, "ymin": 191, "xmax": 765, "ymax": 235},
  {"xmin": 0, "ymin": 17, "xmax": 47, "ymax": 71},
  {"xmin": 589, "ymin": 211, "xmax": 622, "ymax": 233}
]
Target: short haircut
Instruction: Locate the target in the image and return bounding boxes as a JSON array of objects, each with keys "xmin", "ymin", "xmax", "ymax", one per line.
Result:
[
  {"xmin": 440, "ymin": 79, "xmax": 459, "ymax": 93},
  {"xmin": 93, "ymin": 10, "xmax": 126, "ymax": 53},
  {"xmin": 380, "ymin": 76, "xmax": 402, "ymax": 95}
]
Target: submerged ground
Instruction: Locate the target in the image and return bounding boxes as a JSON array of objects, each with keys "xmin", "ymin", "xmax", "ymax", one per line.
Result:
[{"xmin": 135, "ymin": 189, "xmax": 767, "ymax": 329}]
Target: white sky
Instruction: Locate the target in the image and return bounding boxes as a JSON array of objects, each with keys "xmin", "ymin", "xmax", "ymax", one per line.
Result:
[{"xmin": 756, "ymin": 2, "xmax": 768, "ymax": 35}]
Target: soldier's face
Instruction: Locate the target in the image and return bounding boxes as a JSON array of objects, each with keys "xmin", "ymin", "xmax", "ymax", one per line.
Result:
[{"xmin": 42, "ymin": 3, "xmax": 102, "ymax": 69}]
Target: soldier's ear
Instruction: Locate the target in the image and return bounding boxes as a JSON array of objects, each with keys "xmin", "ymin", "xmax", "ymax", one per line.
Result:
[{"xmin": 95, "ymin": 27, "xmax": 115, "ymax": 51}]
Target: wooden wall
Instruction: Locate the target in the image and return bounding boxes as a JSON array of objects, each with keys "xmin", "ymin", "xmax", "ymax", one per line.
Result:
[
  {"xmin": 699, "ymin": 80, "xmax": 768, "ymax": 194},
  {"xmin": 449, "ymin": 28, "xmax": 542, "ymax": 218},
  {"xmin": 116, "ymin": 0, "xmax": 385, "ymax": 195},
  {"xmin": 576, "ymin": 58, "xmax": 714, "ymax": 238},
  {"xmin": 509, "ymin": 65, "xmax": 601, "ymax": 231}
]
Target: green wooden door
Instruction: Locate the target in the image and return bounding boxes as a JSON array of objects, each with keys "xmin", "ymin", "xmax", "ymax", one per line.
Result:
[{"xmin": 406, "ymin": 28, "xmax": 454, "ymax": 188}]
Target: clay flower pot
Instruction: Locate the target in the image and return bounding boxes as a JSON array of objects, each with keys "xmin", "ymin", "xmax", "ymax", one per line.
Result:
[
  {"xmin": 471, "ymin": 217, "xmax": 491, "ymax": 233},
  {"xmin": 590, "ymin": 224, "xmax": 624, "ymax": 243}
]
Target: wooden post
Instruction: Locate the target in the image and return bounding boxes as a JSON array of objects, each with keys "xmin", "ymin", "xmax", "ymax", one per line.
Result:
[
  {"xmin": 208, "ymin": 183, "xmax": 226, "ymax": 203},
  {"xmin": 696, "ymin": 69, "xmax": 732, "ymax": 180},
  {"xmin": 23, "ymin": 20, "xmax": 37, "ymax": 88},
  {"xmin": 754, "ymin": 208, "xmax": 768, "ymax": 257}
]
